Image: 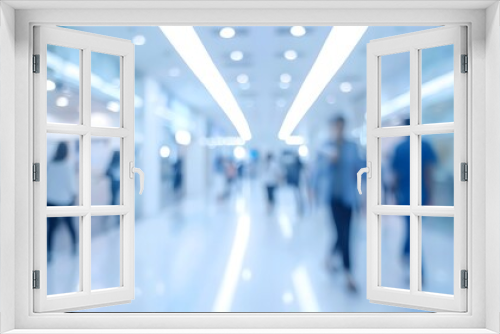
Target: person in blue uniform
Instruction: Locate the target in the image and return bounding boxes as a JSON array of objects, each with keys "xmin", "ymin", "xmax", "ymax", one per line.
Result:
[
  {"xmin": 391, "ymin": 118, "xmax": 437, "ymax": 267},
  {"xmin": 322, "ymin": 115, "xmax": 363, "ymax": 292}
]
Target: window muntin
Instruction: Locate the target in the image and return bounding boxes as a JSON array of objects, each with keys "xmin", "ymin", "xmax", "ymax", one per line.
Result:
[
  {"xmin": 33, "ymin": 26, "xmax": 136, "ymax": 312},
  {"xmin": 367, "ymin": 26, "xmax": 467, "ymax": 312}
]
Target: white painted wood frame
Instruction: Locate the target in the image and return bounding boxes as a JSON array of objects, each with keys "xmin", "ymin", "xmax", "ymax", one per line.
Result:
[
  {"xmin": 366, "ymin": 26, "xmax": 467, "ymax": 312},
  {"xmin": 0, "ymin": 3, "xmax": 495, "ymax": 333},
  {"xmin": 32, "ymin": 26, "xmax": 136, "ymax": 312}
]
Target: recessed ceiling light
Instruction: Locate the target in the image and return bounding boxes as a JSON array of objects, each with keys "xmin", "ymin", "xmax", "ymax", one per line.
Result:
[
  {"xmin": 47, "ymin": 80, "xmax": 56, "ymax": 91},
  {"xmin": 106, "ymin": 101, "xmax": 120, "ymax": 113},
  {"xmin": 280, "ymin": 73, "xmax": 292, "ymax": 83},
  {"xmin": 340, "ymin": 82, "xmax": 353, "ymax": 93},
  {"xmin": 280, "ymin": 82, "xmax": 290, "ymax": 90},
  {"xmin": 237, "ymin": 74, "xmax": 249, "ymax": 84},
  {"xmin": 132, "ymin": 35, "xmax": 146, "ymax": 46},
  {"xmin": 168, "ymin": 67, "xmax": 181, "ymax": 77},
  {"xmin": 284, "ymin": 50, "xmax": 298, "ymax": 61},
  {"xmin": 230, "ymin": 50, "xmax": 244, "ymax": 61},
  {"xmin": 290, "ymin": 26, "xmax": 306, "ymax": 37},
  {"xmin": 278, "ymin": 26, "xmax": 368, "ymax": 140},
  {"xmin": 233, "ymin": 146, "xmax": 247, "ymax": 160},
  {"xmin": 219, "ymin": 27, "xmax": 236, "ymax": 39},
  {"xmin": 160, "ymin": 26, "xmax": 251, "ymax": 141},
  {"xmin": 56, "ymin": 96, "xmax": 69, "ymax": 107},
  {"xmin": 159, "ymin": 146, "xmax": 171, "ymax": 158},
  {"xmin": 175, "ymin": 130, "xmax": 192, "ymax": 146}
]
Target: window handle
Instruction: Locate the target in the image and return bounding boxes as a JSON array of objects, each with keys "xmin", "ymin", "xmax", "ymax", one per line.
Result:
[
  {"xmin": 129, "ymin": 161, "xmax": 144, "ymax": 195},
  {"xmin": 357, "ymin": 162, "xmax": 371, "ymax": 195}
]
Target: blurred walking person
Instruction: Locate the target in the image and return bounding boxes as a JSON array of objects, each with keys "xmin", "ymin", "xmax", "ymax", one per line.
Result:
[
  {"xmin": 391, "ymin": 118, "xmax": 436, "ymax": 269},
  {"xmin": 287, "ymin": 154, "xmax": 304, "ymax": 215},
  {"xmin": 47, "ymin": 142, "xmax": 78, "ymax": 261},
  {"xmin": 172, "ymin": 157, "xmax": 184, "ymax": 198},
  {"xmin": 322, "ymin": 115, "xmax": 363, "ymax": 292},
  {"xmin": 263, "ymin": 153, "xmax": 282, "ymax": 213},
  {"xmin": 106, "ymin": 151, "xmax": 120, "ymax": 205}
]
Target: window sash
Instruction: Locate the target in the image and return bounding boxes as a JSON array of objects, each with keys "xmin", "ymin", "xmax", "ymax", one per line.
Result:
[
  {"xmin": 32, "ymin": 25, "xmax": 136, "ymax": 313},
  {"xmin": 365, "ymin": 26, "xmax": 467, "ymax": 312}
]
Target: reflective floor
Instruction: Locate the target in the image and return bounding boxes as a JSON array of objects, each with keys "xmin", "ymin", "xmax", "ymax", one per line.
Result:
[{"xmin": 47, "ymin": 177, "xmax": 452, "ymax": 312}]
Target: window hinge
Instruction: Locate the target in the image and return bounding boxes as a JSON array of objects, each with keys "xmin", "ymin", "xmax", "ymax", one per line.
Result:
[
  {"xmin": 33, "ymin": 163, "xmax": 40, "ymax": 182},
  {"xmin": 33, "ymin": 270, "xmax": 40, "ymax": 289},
  {"xmin": 33, "ymin": 54, "xmax": 40, "ymax": 73},
  {"xmin": 461, "ymin": 162, "xmax": 468, "ymax": 181},
  {"xmin": 461, "ymin": 54, "xmax": 468, "ymax": 73},
  {"xmin": 461, "ymin": 270, "xmax": 468, "ymax": 289}
]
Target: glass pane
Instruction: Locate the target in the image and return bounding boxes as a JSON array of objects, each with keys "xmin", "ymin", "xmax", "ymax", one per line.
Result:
[
  {"xmin": 381, "ymin": 215, "xmax": 410, "ymax": 290},
  {"xmin": 47, "ymin": 45, "xmax": 81, "ymax": 124},
  {"xmin": 421, "ymin": 133, "xmax": 453, "ymax": 206},
  {"xmin": 381, "ymin": 136, "xmax": 409, "ymax": 205},
  {"xmin": 47, "ymin": 133, "xmax": 80, "ymax": 206},
  {"xmin": 91, "ymin": 52, "xmax": 121, "ymax": 128},
  {"xmin": 91, "ymin": 136, "xmax": 121, "ymax": 205},
  {"xmin": 421, "ymin": 217, "xmax": 454, "ymax": 294},
  {"xmin": 380, "ymin": 52, "xmax": 410, "ymax": 127},
  {"xmin": 421, "ymin": 45, "xmax": 454, "ymax": 124},
  {"xmin": 47, "ymin": 216, "xmax": 80, "ymax": 295},
  {"xmin": 91, "ymin": 216, "xmax": 121, "ymax": 290}
]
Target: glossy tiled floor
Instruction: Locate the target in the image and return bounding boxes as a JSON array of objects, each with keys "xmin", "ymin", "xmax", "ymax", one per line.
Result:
[{"xmin": 47, "ymin": 179, "xmax": 452, "ymax": 312}]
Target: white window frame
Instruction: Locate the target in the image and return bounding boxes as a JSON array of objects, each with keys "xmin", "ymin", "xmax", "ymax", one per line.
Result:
[
  {"xmin": 33, "ymin": 25, "xmax": 136, "ymax": 312},
  {"xmin": 365, "ymin": 26, "xmax": 467, "ymax": 312},
  {"xmin": 1, "ymin": 1, "xmax": 499, "ymax": 333}
]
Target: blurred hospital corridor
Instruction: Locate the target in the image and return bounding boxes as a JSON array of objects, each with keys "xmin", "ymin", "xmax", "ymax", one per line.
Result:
[{"xmin": 43, "ymin": 25, "xmax": 456, "ymax": 313}]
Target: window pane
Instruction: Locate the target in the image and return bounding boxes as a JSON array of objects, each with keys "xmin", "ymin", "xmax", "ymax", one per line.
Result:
[
  {"xmin": 47, "ymin": 216, "xmax": 80, "ymax": 295},
  {"xmin": 91, "ymin": 216, "xmax": 121, "ymax": 290},
  {"xmin": 47, "ymin": 45, "xmax": 81, "ymax": 124},
  {"xmin": 381, "ymin": 136, "xmax": 409, "ymax": 205},
  {"xmin": 91, "ymin": 52, "xmax": 121, "ymax": 128},
  {"xmin": 47, "ymin": 133, "xmax": 80, "ymax": 206},
  {"xmin": 91, "ymin": 136, "xmax": 121, "ymax": 205},
  {"xmin": 421, "ymin": 216, "xmax": 454, "ymax": 294},
  {"xmin": 381, "ymin": 215, "xmax": 410, "ymax": 290},
  {"xmin": 421, "ymin": 133, "xmax": 453, "ymax": 206},
  {"xmin": 380, "ymin": 52, "xmax": 410, "ymax": 127},
  {"xmin": 421, "ymin": 45, "xmax": 454, "ymax": 124}
]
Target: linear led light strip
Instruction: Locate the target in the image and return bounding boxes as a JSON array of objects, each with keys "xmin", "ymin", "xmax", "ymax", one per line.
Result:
[
  {"xmin": 278, "ymin": 26, "xmax": 368, "ymax": 140},
  {"xmin": 160, "ymin": 26, "xmax": 252, "ymax": 141},
  {"xmin": 382, "ymin": 71, "xmax": 453, "ymax": 117}
]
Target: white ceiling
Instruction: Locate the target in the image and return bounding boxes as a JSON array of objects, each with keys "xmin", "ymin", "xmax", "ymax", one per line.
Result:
[{"xmin": 71, "ymin": 25, "xmax": 439, "ymax": 147}]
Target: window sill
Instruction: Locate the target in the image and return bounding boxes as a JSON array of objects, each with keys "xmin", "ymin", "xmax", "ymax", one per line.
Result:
[{"xmin": 4, "ymin": 329, "xmax": 497, "ymax": 334}]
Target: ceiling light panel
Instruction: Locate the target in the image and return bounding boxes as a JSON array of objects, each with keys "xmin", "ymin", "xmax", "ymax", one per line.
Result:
[
  {"xmin": 160, "ymin": 26, "xmax": 252, "ymax": 141},
  {"xmin": 278, "ymin": 26, "xmax": 368, "ymax": 140}
]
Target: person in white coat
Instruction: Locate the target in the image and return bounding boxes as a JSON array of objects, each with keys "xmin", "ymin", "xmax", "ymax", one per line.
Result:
[{"xmin": 263, "ymin": 153, "xmax": 282, "ymax": 213}]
